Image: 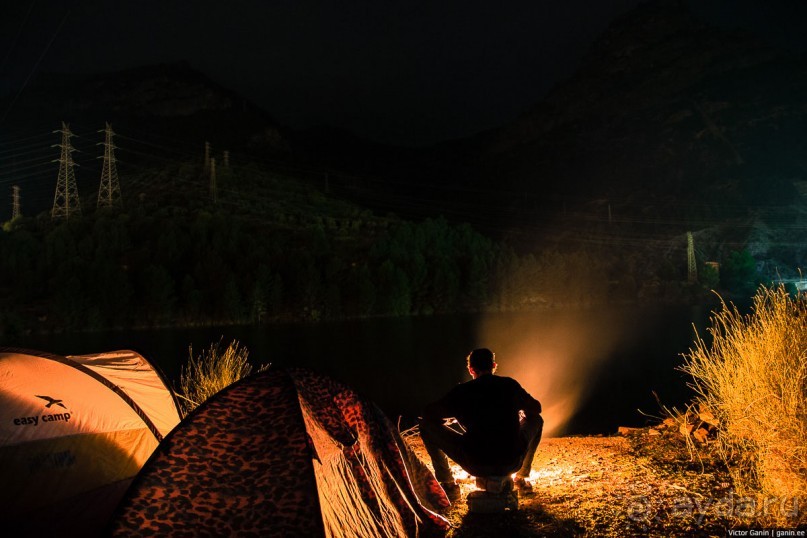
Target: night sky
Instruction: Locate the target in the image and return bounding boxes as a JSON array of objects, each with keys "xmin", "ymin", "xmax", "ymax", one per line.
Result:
[{"xmin": 2, "ymin": 0, "xmax": 806, "ymax": 146}]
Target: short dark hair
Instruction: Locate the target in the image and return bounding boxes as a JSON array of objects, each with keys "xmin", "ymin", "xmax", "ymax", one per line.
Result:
[{"xmin": 467, "ymin": 348, "xmax": 495, "ymax": 372}]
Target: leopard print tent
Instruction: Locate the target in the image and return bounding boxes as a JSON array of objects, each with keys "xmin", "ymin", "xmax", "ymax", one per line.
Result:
[{"xmin": 109, "ymin": 367, "xmax": 450, "ymax": 537}]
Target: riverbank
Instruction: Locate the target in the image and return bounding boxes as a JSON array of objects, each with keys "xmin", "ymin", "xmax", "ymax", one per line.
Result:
[{"xmin": 409, "ymin": 425, "xmax": 805, "ymax": 537}]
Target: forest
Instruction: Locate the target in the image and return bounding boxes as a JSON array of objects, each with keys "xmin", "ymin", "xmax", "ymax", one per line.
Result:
[{"xmin": 0, "ymin": 158, "xmax": 761, "ymax": 336}]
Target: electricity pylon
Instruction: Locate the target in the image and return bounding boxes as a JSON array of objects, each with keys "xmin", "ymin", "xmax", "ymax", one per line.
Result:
[
  {"xmin": 51, "ymin": 122, "xmax": 81, "ymax": 220},
  {"xmin": 11, "ymin": 185, "xmax": 20, "ymax": 219},
  {"xmin": 687, "ymin": 231, "xmax": 697, "ymax": 283},
  {"xmin": 210, "ymin": 157, "xmax": 217, "ymax": 204},
  {"xmin": 97, "ymin": 122, "xmax": 122, "ymax": 208}
]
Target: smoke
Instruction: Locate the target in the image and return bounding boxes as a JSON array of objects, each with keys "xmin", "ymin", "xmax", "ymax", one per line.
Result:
[{"xmin": 477, "ymin": 309, "xmax": 631, "ymax": 437}]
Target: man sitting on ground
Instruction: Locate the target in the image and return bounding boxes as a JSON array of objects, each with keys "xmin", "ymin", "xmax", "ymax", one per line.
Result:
[{"xmin": 419, "ymin": 348, "xmax": 543, "ymax": 501}]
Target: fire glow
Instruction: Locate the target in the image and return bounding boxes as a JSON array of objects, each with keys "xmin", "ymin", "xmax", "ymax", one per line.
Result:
[
  {"xmin": 477, "ymin": 309, "xmax": 631, "ymax": 437},
  {"xmin": 448, "ymin": 462, "xmax": 576, "ymax": 496}
]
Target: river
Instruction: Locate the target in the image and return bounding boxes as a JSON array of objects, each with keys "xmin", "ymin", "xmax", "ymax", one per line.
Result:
[{"xmin": 0, "ymin": 304, "xmax": 715, "ymax": 436}]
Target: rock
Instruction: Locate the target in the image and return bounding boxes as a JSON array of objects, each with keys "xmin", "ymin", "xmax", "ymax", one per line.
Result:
[
  {"xmin": 679, "ymin": 423, "xmax": 694, "ymax": 437},
  {"xmin": 692, "ymin": 427, "xmax": 710, "ymax": 443},
  {"xmin": 466, "ymin": 490, "xmax": 518, "ymax": 513},
  {"xmin": 698, "ymin": 405, "xmax": 719, "ymax": 427}
]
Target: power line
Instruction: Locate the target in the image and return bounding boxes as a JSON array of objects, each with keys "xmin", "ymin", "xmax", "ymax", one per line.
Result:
[
  {"xmin": 0, "ymin": 9, "xmax": 69, "ymax": 125},
  {"xmin": 0, "ymin": 0, "xmax": 37, "ymax": 73}
]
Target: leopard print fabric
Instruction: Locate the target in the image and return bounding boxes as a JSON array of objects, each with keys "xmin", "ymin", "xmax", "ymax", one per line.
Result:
[
  {"xmin": 110, "ymin": 368, "xmax": 449, "ymax": 536},
  {"xmin": 109, "ymin": 368, "xmax": 324, "ymax": 537},
  {"xmin": 291, "ymin": 369, "xmax": 450, "ymax": 533}
]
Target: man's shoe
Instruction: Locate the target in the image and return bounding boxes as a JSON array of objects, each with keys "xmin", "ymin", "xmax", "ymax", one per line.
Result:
[
  {"xmin": 440, "ymin": 480, "xmax": 462, "ymax": 502},
  {"xmin": 514, "ymin": 476, "xmax": 533, "ymax": 494}
]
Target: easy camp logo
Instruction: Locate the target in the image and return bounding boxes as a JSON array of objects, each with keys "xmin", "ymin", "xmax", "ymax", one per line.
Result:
[
  {"xmin": 36, "ymin": 394, "xmax": 66, "ymax": 409},
  {"xmin": 12, "ymin": 394, "xmax": 72, "ymax": 426}
]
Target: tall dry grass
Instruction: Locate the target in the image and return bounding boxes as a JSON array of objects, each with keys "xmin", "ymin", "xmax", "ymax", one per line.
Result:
[
  {"xmin": 177, "ymin": 339, "xmax": 267, "ymax": 414},
  {"xmin": 681, "ymin": 285, "xmax": 807, "ymax": 524}
]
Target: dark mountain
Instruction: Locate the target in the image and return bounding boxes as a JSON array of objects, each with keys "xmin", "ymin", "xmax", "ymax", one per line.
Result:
[
  {"xmin": 287, "ymin": 0, "xmax": 807, "ymax": 262},
  {"xmin": 1, "ymin": 61, "xmax": 290, "ymax": 155},
  {"xmin": 428, "ymin": 0, "xmax": 807, "ymax": 281},
  {"xmin": 472, "ymin": 0, "xmax": 807, "ymax": 223}
]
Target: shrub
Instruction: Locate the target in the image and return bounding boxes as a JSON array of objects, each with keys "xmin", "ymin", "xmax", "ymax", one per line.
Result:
[
  {"xmin": 721, "ymin": 249, "xmax": 758, "ymax": 296},
  {"xmin": 177, "ymin": 339, "xmax": 267, "ymax": 414},
  {"xmin": 681, "ymin": 285, "xmax": 807, "ymax": 525}
]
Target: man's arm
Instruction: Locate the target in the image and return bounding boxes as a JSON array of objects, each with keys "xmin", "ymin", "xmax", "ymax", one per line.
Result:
[
  {"xmin": 423, "ymin": 397, "xmax": 453, "ymax": 422},
  {"xmin": 422, "ymin": 387, "xmax": 460, "ymax": 423},
  {"xmin": 517, "ymin": 386, "xmax": 542, "ymax": 417}
]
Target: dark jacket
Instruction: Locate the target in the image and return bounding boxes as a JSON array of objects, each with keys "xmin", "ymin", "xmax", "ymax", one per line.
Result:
[{"xmin": 423, "ymin": 374, "xmax": 541, "ymax": 466}]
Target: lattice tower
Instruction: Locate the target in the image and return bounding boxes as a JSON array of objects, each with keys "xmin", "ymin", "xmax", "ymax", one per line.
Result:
[
  {"xmin": 51, "ymin": 122, "xmax": 81, "ymax": 220},
  {"xmin": 97, "ymin": 122, "xmax": 122, "ymax": 208},
  {"xmin": 210, "ymin": 157, "xmax": 217, "ymax": 204},
  {"xmin": 11, "ymin": 185, "xmax": 20, "ymax": 219}
]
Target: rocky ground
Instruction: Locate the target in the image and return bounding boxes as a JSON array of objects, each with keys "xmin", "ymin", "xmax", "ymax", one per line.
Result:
[{"xmin": 409, "ymin": 423, "xmax": 805, "ymax": 537}]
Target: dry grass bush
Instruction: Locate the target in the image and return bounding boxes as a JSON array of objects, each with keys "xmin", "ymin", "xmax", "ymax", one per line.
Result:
[
  {"xmin": 681, "ymin": 285, "xmax": 807, "ymax": 524},
  {"xmin": 177, "ymin": 338, "xmax": 267, "ymax": 414}
]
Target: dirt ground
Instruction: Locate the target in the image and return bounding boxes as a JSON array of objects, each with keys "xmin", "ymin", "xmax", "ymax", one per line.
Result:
[{"xmin": 408, "ymin": 424, "xmax": 802, "ymax": 537}]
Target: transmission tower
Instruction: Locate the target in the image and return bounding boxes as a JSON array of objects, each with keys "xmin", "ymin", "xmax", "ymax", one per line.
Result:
[
  {"xmin": 97, "ymin": 122, "xmax": 122, "ymax": 208},
  {"xmin": 51, "ymin": 122, "xmax": 81, "ymax": 220},
  {"xmin": 210, "ymin": 157, "xmax": 218, "ymax": 204},
  {"xmin": 687, "ymin": 231, "xmax": 697, "ymax": 283},
  {"xmin": 203, "ymin": 141, "xmax": 211, "ymax": 174},
  {"xmin": 11, "ymin": 185, "xmax": 20, "ymax": 219}
]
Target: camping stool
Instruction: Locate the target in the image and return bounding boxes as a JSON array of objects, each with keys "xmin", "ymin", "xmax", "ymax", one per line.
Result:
[{"xmin": 466, "ymin": 476, "xmax": 518, "ymax": 513}]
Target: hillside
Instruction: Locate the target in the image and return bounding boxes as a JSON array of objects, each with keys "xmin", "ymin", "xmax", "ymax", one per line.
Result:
[
  {"xmin": 0, "ymin": 151, "xmax": 509, "ymax": 335},
  {"xmin": 455, "ymin": 0, "xmax": 807, "ymax": 283},
  {"xmin": 478, "ymin": 0, "xmax": 807, "ymax": 205}
]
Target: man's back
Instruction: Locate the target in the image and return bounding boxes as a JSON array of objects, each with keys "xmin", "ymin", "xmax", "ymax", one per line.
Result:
[{"xmin": 425, "ymin": 374, "xmax": 541, "ymax": 465}]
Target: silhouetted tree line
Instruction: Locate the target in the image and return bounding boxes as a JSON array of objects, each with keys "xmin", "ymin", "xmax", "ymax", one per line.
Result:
[
  {"xmin": 0, "ymin": 205, "xmax": 761, "ymax": 336},
  {"xmin": 0, "ymin": 208, "xmax": 503, "ymax": 333}
]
